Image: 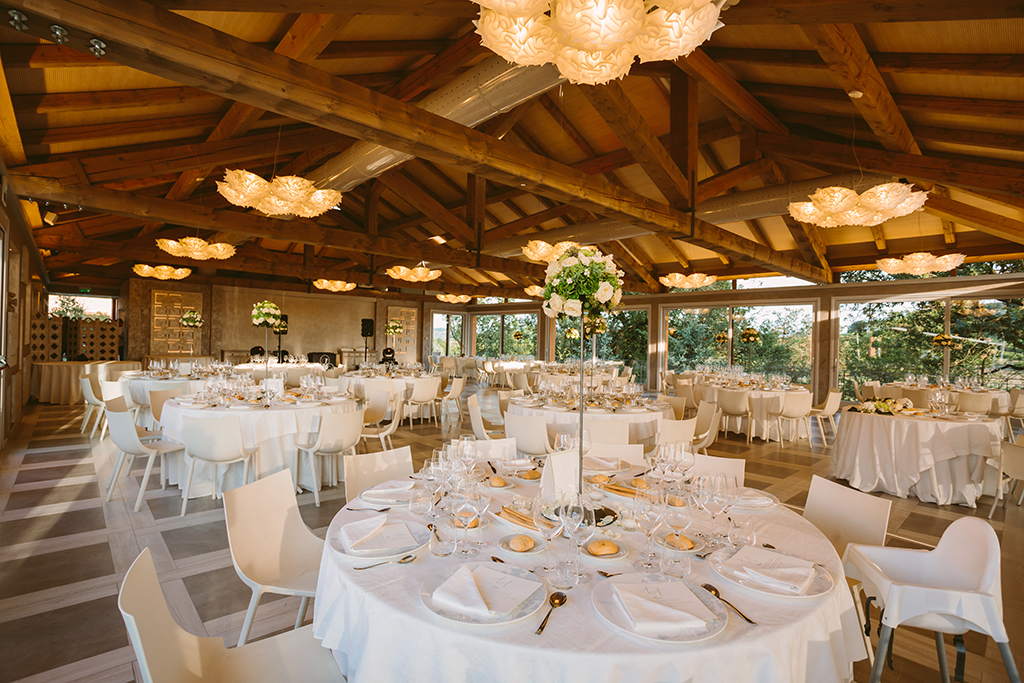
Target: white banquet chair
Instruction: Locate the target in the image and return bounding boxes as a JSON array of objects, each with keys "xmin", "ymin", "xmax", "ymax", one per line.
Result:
[
  {"xmin": 224, "ymin": 470, "xmax": 324, "ymax": 647},
  {"xmin": 845, "ymin": 517, "xmax": 1021, "ymax": 683},
  {"xmin": 148, "ymin": 387, "xmax": 184, "ymax": 432},
  {"xmin": 407, "ymin": 376, "xmax": 441, "ymax": 427},
  {"xmin": 468, "ymin": 394, "xmax": 503, "ymax": 440},
  {"xmin": 79, "ymin": 376, "xmax": 105, "ymax": 437},
  {"xmin": 504, "ymin": 413, "xmax": 553, "ymax": 457},
  {"xmin": 497, "ymin": 389, "xmax": 524, "ymax": 418},
  {"xmin": 180, "ymin": 415, "xmax": 258, "ymax": 517},
  {"xmin": 361, "ymin": 396, "xmax": 406, "ymax": 453},
  {"xmin": 717, "ymin": 389, "xmax": 752, "ymax": 443},
  {"xmin": 474, "ymin": 437, "xmax": 518, "ymax": 462},
  {"xmin": 587, "ymin": 419, "xmax": 629, "ymax": 445},
  {"xmin": 657, "ymin": 416, "xmax": 697, "ymax": 448},
  {"xmin": 988, "ymin": 436, "xmax": 1024, "ymax": 519},
  {"xmin": 992, "ymin": 392, "xmax": 1024, "ymax": 440},
  {"xmin": 102, "ymin": 396, "xmax": 163, "ymax": 496},
  {"xmin": 690, "ymin": 453, "xmax": 745, "ymax": 486},
  {"xmin": 692, "ymin": 406, "xmax": 722, "ymax": 455},
  {"xmin": 439, "ymin": 376, "xmax": 467, "ymax": 424},
  {"xmin": 99, "ymin": 379, "xmax": 141, "ymax": 437},
  {"xmin": 296, "ymin": 409, "xmax": 364, "ymax": 507},
  {"xmin": 769, "ymin": 391, "xmax": 813, "ymax": 445},
  {"xmin": 674, "ymin": 380, "xmax": 698, "ymax": 418},
  {"xmin": 362, "ymin": 388, "xmax": 391, "ymax": 427},
  {"xmin": 957, "ymin": 391, "xmax": 994, "ymax": 414},
  {"xmin": 657, "ymin": 393, "xmax": 689, "ymax": 421},
  {"xmin": 324, "ymin": 376, "xmax": 349, "ymax": 395},
  {"xmin": 588, "ymin": 442, "xmax": 645, "ymax": 466},
  {"xmin": 344, "ymin": 445, "xmax": 414, "ymax": 502},
  {"xmin": 900, "ymin": 387, "xmax": 930, "ymax": 409},
  {"xmin": 118, "ymin": 548, "xmax": 343, "ymax": 683},
  {"xmin": 104, "ymin": 409, "xmax": 185, "ymax": 512},
  {"xmin": 809, "ymin": 390, "xmax": 843, "ymax": 444}
]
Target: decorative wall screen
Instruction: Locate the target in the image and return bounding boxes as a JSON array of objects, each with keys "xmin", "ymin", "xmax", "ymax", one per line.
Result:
[
  {"xmin": 151, "ymin": 291, "xmax": 202, "ymax": 355},
  {"xmin": 74, "ymin": 320, "xmax": 119, "ymax": 360},
  {"xmin": 30, "ymin": 315, "xmax": 62, "ymax": 361},
  {"xmin": 387, "ymin": 306, "xmax": 417, "ymax": 363}
]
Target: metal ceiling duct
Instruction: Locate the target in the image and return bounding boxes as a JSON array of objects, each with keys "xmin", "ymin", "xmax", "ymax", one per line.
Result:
[{"xmin": 307, "ymin": 57, "xmax": 565, "ymax": 192}]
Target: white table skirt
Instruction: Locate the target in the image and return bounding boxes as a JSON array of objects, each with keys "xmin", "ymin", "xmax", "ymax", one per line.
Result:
[
  {"xmin": 832, "ymin": 411, "xmax": 1001, "ymax": 507},
  {"xmin": 31, "ymin": 361, "xmax": 101, "ymax": 405},
  {"xmin": 506, "ymin": 403, "xmax": 669, "ymax": 446},
  {"xmin": 313, "ymin": 478, "xmax": 864, "ymax": 683},
  {"xmin": 698, "ymin": 386, "xmax": 797, "ymax": 441},
  {"xmin": 160, "ymin": 399, "xmax": 358, "ymax": 498}
]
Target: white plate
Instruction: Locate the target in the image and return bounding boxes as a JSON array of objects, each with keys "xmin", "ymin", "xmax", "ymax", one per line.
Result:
[
  {"xmin": 453, "ymin": 516, "xmax": 490, "ymax": 532},
  {"xmin": 645, "ymin": 404, "xmax": 670, "ymax": 411},
  {"xmin": 484, "ymin": 479, "xmax": 516, "ymax": 491},
  {"xmin": 585, "ymin": 407, "xmax": 612, "ymax": 413},
  {"xmin": 297, "ymin": 400, "xmax": 326, "ymax": 406},
  {"xmin": 420, "ymin": 561, "xmax": 547, "ymax": 625},
  {"xmin": 330, "ymin": 520, "xmax": 430, "ymax": 560},
  {"xmin": 582, "ymin": 542, "xmax": 629, "ymax": 560},
  {"xmin": 497, "ymin": 533, "xmax": 547, "ymax": 555},
  {"xmin": 490, "ymin": 511, "xmax": 539, "ymax": 532},
  {"xmin": 730, "ymin": 488, "xmax": 780, "ymax": 511},
  {"xmin": 545, "ymin": 405, "xmax": 571, "ymax": 412},
  {"xmin": 592, "ymin": 575, "xmax": 728, "ymax": 643},
  {"xmin": 708, "ymin": 546, "xmax": 834, "ymax": 599},
  {"xmin": 654, "ymin": 533, "xmax": 706, "ymax": 554},
  {"xmin": 617, "ymin": 407, "xmax": 648, "ymax": 413},
  {"xmin": 511, "ymin": 471, "xmax": 542, "ymax": 483},
  {"xmin": 583, "ymin": 459, "xmax": 631, "ymax": 475}
]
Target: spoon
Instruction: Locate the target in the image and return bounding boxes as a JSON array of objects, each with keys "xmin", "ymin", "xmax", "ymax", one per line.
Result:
[
  {"xmin": 762, "ymin": 543, "xmax": 776, "ymax": 550},
  {"xmin": 534, "ymin": 592, "xmax": 568, "ymax": 635},
  {"xmin": 353, "ymin": 554, "xmax": 416, "ymax": 571},
  {"xmin": 428, "ymin": 523, "xmax": 442, "ymax": 542},
  {"xmin": 597, "ymin": 570, "xmax": 622, "ymax": 578},
  {"xmin": 701, "ymin": 583, "xmax": 757, "ymax": 625},
  {"xmin": 490, "ymin": 556, "xmax": 537, "ymax": 574}
]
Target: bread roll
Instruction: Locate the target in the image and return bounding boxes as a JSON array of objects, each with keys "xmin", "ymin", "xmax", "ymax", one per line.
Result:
[
  {"xmin": 520, "ymin": 469, "xmax": 541, "ymax": 480},
  {"xmin": 630, "ymin": 477, "xmax": 650, "ymax": 489},
  {"xmin": 665, "ymin": 533, "xmax": 694, "ymax": 550},
  {"xmin": 454, "ymin": 513, "xmax": 480, "ymax": 528},
  {"xmin": 509, "ymin": 535, "xmax": 535, "ymax": 552},
  {"xmin": 591, "ymin": 474, "xmax": 611, "ymax": 484},
  {"xmin": 489, "ymin": 475, "xmax": 506, "ymax": 487},
  {"xmin": 667, "ymin": 495, "xmax": 687, "ymax": 507},
  {"xmin": 587, "ymin": 540, "xmax": 619, "ymax": 556}
]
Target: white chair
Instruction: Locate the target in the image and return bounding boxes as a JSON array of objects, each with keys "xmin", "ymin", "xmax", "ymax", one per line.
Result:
[
  {"xmin": 769, "ymin": 391, "xmax": 813, "ymax": 445},
  {"xmin": 958, "ymin": 391, "xmax": 994, "ymax": 414},
  {"xmin": 690, "ymin": 453, "xmax": 745, "ymax": 486},
  {"xmin": 361, "ymin": 396, "xmax": 406, "ymax": 452},
  {"xmin": 296, "ymin": 409, "xmax": 364, "ymax": 507},
  {"xmin": 900, "ymin": 387, "xmax": 931, "ymax": 410},
  {"xmin": 497, "ymin": 389, "xmax": 524, "ymax": 418},
  {"xmin": 504, "ymin": 413, "xmax": 553, "ymax": 457},
  {"xmin": 657, "ymin": 393, "xmax": 689, "ymax": 421},
  {"xmin": 674, "ymin": 380, "xmax": 698, "ymax": 418},
  {"xmin": 845, "ymin": 517, "xmax": 1020, "ymax": 683},
  {"xmin": 104, "ymin": 409, "xmax": 184, "ymax": 512},
  {"xmin": 468, "ymin": 394, "xmax": 503, "ymax": 440},
  {"xmin": 862, "ymin": 383, "xmax": 879, "ymax": 400},
  {"xmin": 224, "ymin": 470, "xmax": 324, "ymax": 647},
  {"xmin": 324, "ymin": 376, "xmax": 349, "ymax": 395},
  {"xmin": 79, "ymin": 376, "xmax": 105, "ymax": 437},
  {"xmin": 344, "ymin": 445, "xmax": 414, "ymax": 502},
  {"xmin": 718, "ymin": 389, "xmax": 752, "ymax": 443},
  {"xmin": 661, "ymin": 370, "xmax": 676, "ymax": 396},
  {"xmin": 481, "ymin": 360, "xmax": 496, "ymax": 386},
  {"xmin": 99, "ymin": 379, "xmax": 140, "ymax": 437},
  {"xmin": 362, "ymin": 388, "xmax": 391, "ymax": 427},
  {"xmin": 180, "ymin": 415, "xmax": 258, "ymax": 516},
  {"xmin": 118, "ymin": 548, "xmax": 343, "ymax": 683},
  {"xmin": 587, "ymin": 419, "xmax": 629, "ymax": 445},
  {"xmin": 691, "ymin": 408, "xmax": 722, "ymax": 455},
  {"xmin": 588, "ymin": 442, "xmax": 645, "ymax": 466},
  {"xmin": 657, "ymin": 416, "xmax": 697, "ymax": 448},
  {"xmin": 475, "ymin": 437, "xmax": 518, "ymax": 462},
  {"xmin": 440, "ymin": 376, "xmax": 467, "ymax": 424},
  {"xmin": 809, "ymin": 390, "xmax": 843, "ymax": 444},
  {"xmin": 988, "ymin": 436, "xmax": 1024, "ymax": 519},
  {"xmin": 511, "ymin": 372, "xmax": 531, "ymax": 394},
  {"xmin": 992, "ymin": 392, "xmax": 1024, "ymax": 440},
  {"xmin": 148, "ymin": 387, "xmax": 184, "ymax": 431},
  {"xmin": 407, "ymin": 376, "xmax": 441, "ymax": 427}
]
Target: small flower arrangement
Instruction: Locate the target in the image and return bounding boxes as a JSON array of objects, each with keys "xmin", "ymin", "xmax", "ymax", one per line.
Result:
[
  {"xmin": 251, "ymin": 301, "xmax": 281, "ymax": 328},
  {"xmin": 273, "ymin": 319, "xmax": 288, "ymax": 335},
  {"xmin": 740, "ymin": 327, "xmax": 760, "ymax": 344},
  {"xmin": 384, "ymin": 319, "xmax": 404, "ymax": 337},
  {"xmin": 584, "ymin": 315, "xmax": 608, "ymax": 336},
  {"xmin": 179, "ymin": 310, "xmax": 203, "ymax": 328},
  {"xmin": 542, "ymin": 246, "xmax": 623, "ymax": 320},
  {"xmin": 565, "ymin": 327, "xmax": 580, "ymax": 340},
  {"xmin": 933, "ymin": 333, "xmax": 956, "ymax": 348},
  {"xmin": 715, "ymin": 331, "xmax": 728, "ymax": 344},
  {"xmin": 513, "ymin": 331, "xmax": 524, "ymax": 341},
  {"xmin": 853, "ymin": 397, "xmax": 913, "ymax": 414}
]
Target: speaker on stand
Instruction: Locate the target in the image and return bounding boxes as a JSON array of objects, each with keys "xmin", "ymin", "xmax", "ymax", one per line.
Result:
[{"xmin": 361, "ymin": 318, "xmax": 374, "ymax": 363}]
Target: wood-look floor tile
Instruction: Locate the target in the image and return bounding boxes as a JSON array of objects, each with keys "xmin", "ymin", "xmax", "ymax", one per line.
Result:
[
  {"xmin": 298, "ymin": 493, "xmax": 348, "ymax": 530},
  {"xmin": 14, "ymin": 463, "xmax": 96, "ymax": 485},
  {"xmin": 147, "ymin": 493, "xmax": 220, "ymax": 520},
  {"xmin": 182, "ymin": 565, "xmax": 284, "ymax": 623},
  {"xmin": 26, "ymin": 436, "xmax": 92, "ymax": 450},
  {"xmin": 5, "ymin": 482, "xmax": 101, "ymax": 511},
  {"xmin": 0, "ymin": 507, "xmax": 107, "ymax": 547},
  {"xmin": 21, "ymin": 450, "xmax": 94, "ymax": 465},
  {"xmin": 0, "ymin": 542, "xmax": 114, "ymax": 600},
  {"xmin": 161, "ymin": 520, "xmax": 229, "ymax": 561}
]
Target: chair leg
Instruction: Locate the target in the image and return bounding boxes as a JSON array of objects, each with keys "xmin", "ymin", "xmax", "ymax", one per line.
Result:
[
  {"xmin": 869, "ymin": 625, "xmax": 894, "ymax": 683},
  {"xmin": 91, "ymin": 411, "xmax": 102, "ymax": 439},
  {"xmin": 935, "ymin": 632, "xmax": 952, "ymax": 683},
  {"xmin": 989, "ymin": 479, "xmax": 1002, "ymax": 519},
  {"xmin": 295, "ymin": 595, "xmax": 310, "ymax": 630},
  {"xmin": 237, "ymin": 588, "xmax": 263, "ymax": 647},
  {"xmin": 180, "ymin": 459, "xmax": 197, "ymax": 517},
  {"xmin": 99, "ymin": 415, "xmax": 109, "ymax": 441},
  {"xmin": 998, "ymin": 642, "xmax": 1022, "ymax": 683},
  {"xmin": 105, "ymin": 450, "xmax": 127, "ymax": 501},
  {"xmin": 310, "ymin": 451, "xmax": 321, "ymax": 507},
  {"xmin": 134, "ymin": 453, "xmax": 158, "ymax": 512},
  {"xmin": 160, "ymin": 453, "xmax": 166, "ymax": 489},
  {"xmin": 80, "ymin": 405, "xmax": 93, "ymax": 433}
]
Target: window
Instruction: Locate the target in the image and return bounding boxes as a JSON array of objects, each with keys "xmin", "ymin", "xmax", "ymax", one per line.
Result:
[
  {"xmin": 949, "ymin": 298, "xmax": 1024, "ymax": 389},
  {"xmin": 732, "ymin": 305, "xmax": 813, "ymax": 382},
  {"xmin": 47, "ymin": 294, "xmax": 114, "ymax": 320},
  {"xmin": 597, "ymin": 309, "xmax": 649, "ymax": 384},
  {"xmin": 475, "ymin": 314, "xmax": 500, "ymax": 357},
  {"xmin": 473, "ymin": 313, "xmax": 537, "ymax": 357},
  {"xmin": 665, "ymin": 307, "xmax": 729, "ymax": 372},
  {"xmin": 431, "ymin": 313, "xmax": 464, "ymax": 356}
]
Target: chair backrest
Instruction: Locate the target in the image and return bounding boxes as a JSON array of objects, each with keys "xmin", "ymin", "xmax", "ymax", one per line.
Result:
[
  {"xmin": 118, "ymin": 549, "xmax": 209, "ymax": 683},
  {"xmin": 675, "ymin": 381, "xmax": 697, "ymax": 408},
  {"xmin": 586, "ymin": 419, "xmax": 629, "ymax": 445},
  {"xmin": 105, "ymin": 395, "xmax": 130, "ymax": 413},
  {"xmin": 445, "ymin": 376, "xmax": 467, "ymax": 399},
  {"xmin": 658, "ymin": 416, "xmax": 697, "ymax": 446},
  {"xmin": 105, "ymin": 409, "xmax": 149, "ymax": 456},
  {"xmin": 588, "ymin": 442, "xmax": 645, "ymax": 466},
  {"xmin": 285, "ymin": 367, "xmax": 306, "ymax": 388},
  {"xmin": 344, "ymin": 445, "xmax": 414, "ymax": 501},
  {"xmin": 223, "ymin": 470, "xmax": 321, "ymax": 586},
  {"xmin": 821, "ymin": 389, "xmax": 842, "ymax": 414},
  {"xmin": 378, "ymin": 397, "xmax": 406, "ymax": 439},
  {"xmin": 80, "ymin": 376, "xmax": 104, "ymax": 407},
  {"xmin": 901, "ymin": 388, "xmax": 931, "ymax": 410},
  {"xmin": 862, "ymin": 384, "xmax": 878, "ymax": 399},
  {"xmin": 852, "ymin": 380, "xmax": 864, "ymax": 402},
  {"xmin": 718, "ymin": 389, "xmax": 749, "ymax": 417},
  {"xmin": 324, "ymin": 376, "xmax": 348, "ymax": 393},
  {"xmin": 498, "ymin": 389, "xmax": 524, "ymax": 417},
  {"xmin": 781, "ymin": 391, "xmax": 813, "ymax": 418},
  {"xmin": 475, "ymin": 437, "xmax": 517, "ymax": 461},
  {"xmin": 692, "ymin": 409, "xmax": 722, "ymax": 450},
  {"xmin": 149, "ymin": 387, "xmax": 183, "ymax": 424},
  {"xmin": 468, "ymin": 394, "xmax": 495, "ymax": 440},
  {"xmin": 656, "ymin": 394, "xmax": 688, "ymax": 420},
  {"xmin": 363, "ymin": 388, "xmax": 391, "ymax": 424},
  {"xmin": 957, "ymin": 391, "xmax": 994, "ymax": 414},
  {"xmin": 694, "ymin": 400, "xmax": 717, "ymax": 436},
  {"xmin": 690, "ymin": 453, "xmax": 745, "ymax": 486},
  {"xmin": 1002, "ymin": 440, "xmax": 1024, "ymax": 481},
  {"xmin": 365, "ymin": 378, "xmax": 398, "ymax": 399},
  {"xmin": 511, "ymin": 373, "xmax": 530, "ymax": 392},
  {"xmin": 99, "ymin": 379, "xmax": 131, "ymax": 407},
  {"xmin": 410, "ymin": 376, "xmax": 439, "ymax": 402},
  {"xmin": 504, "ymin": 412, "xmax": 551, "ymax": 456},
  {"xmin": 181, "ymin": 415, "xmax": 249, "ymax": 463},
  {"xmin": 803, "ymin": 475, "xmax": 891, "ymax": 556},
  {"xmin": 312, "ymin": 408, "xmax": 365, "ymax": 454}
]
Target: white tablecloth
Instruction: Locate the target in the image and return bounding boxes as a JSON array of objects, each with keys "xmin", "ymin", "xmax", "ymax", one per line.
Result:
[
  {"xmin": 698, "ymin": 386, "xmax": 797, "ymax": 441},
  {"xmin": 832, "ymin": 411, "xmax": 1001, "ymax": 507},
  {"xmin": 30, "ymin": 361, "xmax": 101, "ymax": 405},
  {"xmin": 313, "ymin": 475, "xmax": 864, "ymax": 683},
  {"xmin": 507, "ymin": 403, "xmax": 669, "ymax": 446},
  {"xmin": 160, "ymin": 398, "xmax": 358, "ymax": 498},
  {"xmin": 234, "ymin": 362, "xmax": 324, "ymax": 386},
  {"xmin": 119, "ymin": 376, "xmax": 209, "ymax": 406},
  {"xmin": 343, "ymin": 374, "xmax": 427, "ymax": 399}
]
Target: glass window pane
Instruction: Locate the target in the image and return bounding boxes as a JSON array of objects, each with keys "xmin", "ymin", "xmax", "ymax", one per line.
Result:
[
  {"xmin": 732, "ymin": 305, "xmax": 812, "ymax": 382},
  {"xmin": 503, "ymin": 313, "xmax": 537, "ymax": 357},
  {"xmin": 432, "ymin": 313, "xmax": 448, "ymax": 355},
  {"xmin": 597, "ymin": 310, "xmax": 649, "ymax": 384},
  {"xmin": 950, "ymin": 298, "xmax": 1024, "ymax": 389},
  {"xmin": 447, "ymin": 315, "xmax": 463, "ymax": 356},
  {"xmin": 475, "ymin": 315, "xmax": 500, "ymax": 357},
  {"xmin": 665, "ymin": 307, "xmax": 729, "ymax": 372},
  {"xmin": 554, "ymin": 317, "xmax": 579, "ymax": 362}
]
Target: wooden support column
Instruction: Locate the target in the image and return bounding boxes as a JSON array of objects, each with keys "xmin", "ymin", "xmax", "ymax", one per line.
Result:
[
  {"xmin": 670, "ymin": 68, "xmax": 699, "ymax": 210},
  {"xmin": 364, "ymin": 179, "xmax": 382, "ymax": 236},
  {"xmin": 466, "ymin": 173, "xmax": 486, "ymax": 260}
]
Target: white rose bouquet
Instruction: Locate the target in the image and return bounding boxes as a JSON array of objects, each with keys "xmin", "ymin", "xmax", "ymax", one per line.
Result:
[
  {"xmin": 853, "ymin": 397, "xmax": 909, "ymax": 415},
  {"xmin": 273, "ymin": 319, "xmax": 288, "ymax": 335},
  {"xmin": 384, "ymin": 320, "xmax": 404, "ymax": 337},
  {"xmin": 180, "ymin": 310, "xmax": 203, "ymax": 329},
  {"xmin": 251, "ymin": 301, "xmax": 281, "ymax": 328},
  {"xmin": 541, "ymin": 246, "xmax": 623, "ymax": 321}
]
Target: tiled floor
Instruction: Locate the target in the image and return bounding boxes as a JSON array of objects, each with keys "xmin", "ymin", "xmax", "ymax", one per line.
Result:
[{"xmin": 1, "ymin": 390, "xmax": 1021, "ymax": 682}]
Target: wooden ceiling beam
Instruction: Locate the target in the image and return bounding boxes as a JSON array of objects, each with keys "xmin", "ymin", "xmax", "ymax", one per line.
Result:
[
  {"xmin": 755, "ymin": 132, "xmax": 1024, "ymax": 195},
  {"xmin": 151, "ymin": 0, "xmax": 478, "ymax": 16},
  {"xmin": 924, "ymin": 195, "xmax": 1024, "ymax": 246},
  {"xmin": 604, "ymin": 240, "xmax": 661, "ymax": 291},
  {"xmin": 12, "ymin": 86, "xmax": 219, "ymax": 114},
  {"xmin": 868, "ymin": 225, "xmax": 887, "ymax": 252},
  {"xmin": 482, "ymin": 204, "xmax": 579, "ymax": 246},
  {"xmin": 669, "ymin": 69, "xmax": 698, "ymax": 211},
  {"xmin": 378, "ymin": 169, "xmax": 476, "ymax": 246},
  {"xmin": 384, "ymin": 32, "xmax": 484, "ymax": 102},
  {"xmin": 574, "ymin": 117, "xmax": 736, "ymax": 176},
  {"xmin": 723, "ymin": 0, "xmax": 1024, "ymax": 24},
  {"xmin": 695, "ymin": 157, "xmax": 773, "ymax": 203},
  {"xmin": 21, "ymin": 113, "xmax": 226, "ymax": 148},
  {"xmin": 800, "ymin": 23, "xmax": 921, "ymax": 155},
  {"xmin": 655, "ymin": 234, "xmax": 691, "ymax": 271}
]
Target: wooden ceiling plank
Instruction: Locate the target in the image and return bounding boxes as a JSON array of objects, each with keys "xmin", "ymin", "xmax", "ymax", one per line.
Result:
[
  {"xmin": 21, "ymin": 113, "xmax": 224, "ymax": 147},
  {"xmin": 482, "ymin": 204, "xmax": 580, "ymax": 245},
  {"xmin": 12, "ymin": 86, "xmax": 218, "ymax": 114},
  {"xmin": 704, "ymin": 48, "xmax": 1024, "ymax": 78},
  {"xmin": 723, "ymin": 0, "xmax": 1024, "ymax": 24},
  {"xmin": 925, "ymin": 195, "xmax": 1024, "ymax": 246},
  {"xmin": 0, "ymin": 49, "xmax": 27, "ymax": 167},
  {"xmin": 384, "ymin": 32, "xmax": 484, "ymax": 102},
  {"xmin": 800, "ymin": 23, "xmax": 920, "ymax": 155},
  {"xmin": 695, "ymin": 157, "xmax": 773, "ymax": 204},
  {"xmin": 378, "ymin": 170, "xmax": 475, "ymax": 246}
]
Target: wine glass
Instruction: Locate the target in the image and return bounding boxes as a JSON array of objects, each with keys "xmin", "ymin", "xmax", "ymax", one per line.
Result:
[
  {"xmin": 662, "ymin": 487, "xmax": 695, "ymax": 578},
  {"xmin": 532, "ymin": 495, "xmax": 565, "ymax": 577},
  {"xmin": 632, "ymin": 487, "xmax": 666, "ymax": 573},
  {"xmin": 450, "ymin": 487, "xmax": 482, "ymax": 557},
  {"xmin": 467, "ymin": 484, "xmax": 492, "ymax": 548},
  {"xmin": 559, "ymin": 494, "xmax": 596, "ymax": 585}
]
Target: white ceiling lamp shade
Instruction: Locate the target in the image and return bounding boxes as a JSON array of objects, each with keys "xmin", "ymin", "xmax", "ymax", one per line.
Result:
[
  {"xmin": 387, "ymin": 264, "xmax": 442, "ymax": 282},
  {"xmin": 216, "ymin": 169, "xmax": 342, "ymax": 218},
  {"xmin": 312, "ymin": 279, "xmax": 357, "ymax": 292},
  {"xmin": 436, "ymin": 294, "xmax": 473, "ymax": 303},
  {"xmin": 473, "ymin": 0, "xmax": 726, "ymax": 86},
  {"xmin": 156, "ymin": 236, "xmax": 235, "ymax": 260},
  {"xmin": 521, "ymin": 239, "xmax": 579, "ymax": 262},
  {"xmin": 877, "ymin": 252, "xmax": 965, "ymax": 275},
  {"xmin": 133, "ymin": 264, "xmax": 191, "ymax": 280},
  {"xmin": 659, "ymin": 272, "xmax": 718, "ymax": 288},
  {"xmin": 524, "ymin": 285, "xmax": 545, "ymax": 297},
  {"xmin": 788, "ymin": 182, "xmax": 928, "ymax": 228}
]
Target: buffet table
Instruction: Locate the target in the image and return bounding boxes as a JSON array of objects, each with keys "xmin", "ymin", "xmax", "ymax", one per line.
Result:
[
  {"xmin": 313, "ymin": 474, "xmax": 864, "ymax": 683},
  {"xmin": 506, "ymin": 402, "xmax": 670, "ymax": 446},
  {"xmin": 832, "ymin": 410, "xmax": 1001, "ymax": 506}
]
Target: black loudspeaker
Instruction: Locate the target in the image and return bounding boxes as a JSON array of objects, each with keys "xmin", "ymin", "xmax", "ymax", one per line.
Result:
[{"xmin": 361, "ymin": 318, "xmax": 375, "ymax": 338}]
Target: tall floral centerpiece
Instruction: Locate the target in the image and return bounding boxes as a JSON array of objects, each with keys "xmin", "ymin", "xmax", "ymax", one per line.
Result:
[
  {"xmin": 541, "ymin": 246, "xmax": 623, "ymax": 491},
  {"xmin": 384, "ymin": 319, "xmax": 404, "ymax": 351},
  {"xmin": 252, "ymin": 301, "xmax": 282, "ymax": 380},
  {"xmin": 179, "ymin": 310, "xmax": 203, "ymax": 370}
]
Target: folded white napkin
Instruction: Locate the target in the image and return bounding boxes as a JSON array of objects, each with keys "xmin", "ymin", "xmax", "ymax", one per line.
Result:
[
  {"xmin": 733, "ymin": 488, "xmax": 773, "ymax": 508},
  {"xmin": 337, "ymin": 516, "xmax": 387, "ymax": 551},
  {"xmin": 431, "ymin": 566, "xmax": 491, "ymax": 619},
  {"xmin": 361, "ymin": 480, "xmax": 416, "ymax": 503},
  {"xmin": 724, "ymin": 546, "xmax": 816, "ymax": 595},
  {"xmin": 612, "ymin": 582, "xmax": 715, "ymax": 634},
  {"xmin": 432, "ymin": 565, "xmax": 543, "ymax": 619},
  {"xmin": 583, "ymin": 456, "xmax": 620, "ymax": 471}
]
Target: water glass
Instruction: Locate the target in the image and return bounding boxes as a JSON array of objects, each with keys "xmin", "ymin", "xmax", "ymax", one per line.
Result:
[
  {"xmin": 429, "ymin": 516, "xmax": 457, "ymax": 557},
  {"xmin": 661, "ymin": 546, "xmax": 691, "ymax": 578},
  {"xmin": 409, "ymin": 490, "xmax": 433, "ymax": 516}
]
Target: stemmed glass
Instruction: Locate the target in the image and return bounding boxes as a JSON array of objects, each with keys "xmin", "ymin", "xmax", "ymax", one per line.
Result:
[
  {"xmin": 559, "ymin": 494, "xmax": 596, "ymax": 585},
  {"xmin": 450, "ymin": 486, "xmax": 485, "ymax": 557},
  {"xmin": 532, "ymin": 495, "xmax": 565, "ymax": 577},
  {"xmin": 468, "ymin": 483, "xmax": 492, "ymax": 548},
  {"xmin": 662, "ymin": 486, "xmax": 695, "ymax": 578},
  {"xmin": 632, "ymin": 487, "xmax": 666, "ymax": 573},
  {"xmin": 420, "ymin": 458, "xmax": 442, "ymax": 519}
]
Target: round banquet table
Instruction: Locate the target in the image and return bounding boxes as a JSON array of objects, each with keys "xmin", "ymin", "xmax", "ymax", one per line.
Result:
[
  {"xmin": 312, "ymin": 474, "xmax": 865, "ymax": 683},
  {"xmin": 343, "ymin": 374, "xmax": 430, "ymax": 398},
  {"xmin": 160, "ymin": 397, "xmax": 358, "ymax": 498},
  {"xmin": 697, "ymin": 386, "xmax": 800, "ymax": 441},
  {"xmin": 119, "ymin": 375, "xmax": 209, "ymax": 406},
  {"xmin": 832, "ymin": 410, "xmax": 1001, "ymax": 507},
  {"xmin": 506, "ymin": 402, "xmax": 670, "ymax": 446},
  {"xmin": 30, "ymin": 360, "xmax": 101, "ymax": 405},
  {"xmin": 875, "ymin": 384, "xmax": 1010, "ymax": 412}
]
